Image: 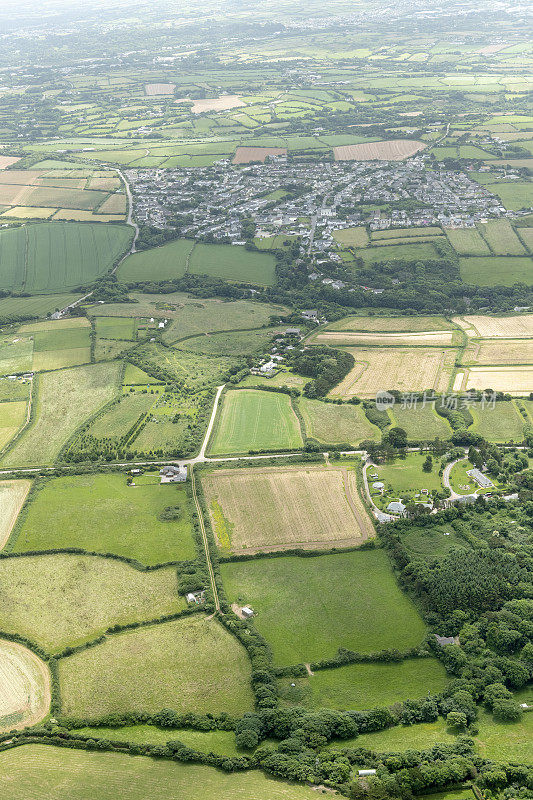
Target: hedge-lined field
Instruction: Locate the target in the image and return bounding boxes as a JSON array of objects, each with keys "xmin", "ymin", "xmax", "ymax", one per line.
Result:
[
  {"xmin": 11, "ymin": 473, "xmax": 196, "ymax": 565},
  {"xmin": 58, "ymin": 616, "xmax": 253, "ymax": 717},
  {"xmin": 221, "ymin": 549, "xmax": 427, "ymax": 665},
  {"xmin": 298, "ymin": 398, "xmax": 380, "ymax": 445}
]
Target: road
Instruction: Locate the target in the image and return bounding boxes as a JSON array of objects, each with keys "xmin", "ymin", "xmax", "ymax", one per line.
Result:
[
  {"xmin": 191, "ymin": 465, "xmax": 220, "ymax": 611},
  {"xmin": 194, "ymin": 384, "xmax": 224, "ymax": 462},
  {"xmin": 442, "ymin": 457, "xmax": 464, "ymax": 500}
]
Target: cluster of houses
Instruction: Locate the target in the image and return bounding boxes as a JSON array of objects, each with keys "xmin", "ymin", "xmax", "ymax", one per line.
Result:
[{"xmin": 250, "ymin": 327, "xmax": 305, "ymax": 377}]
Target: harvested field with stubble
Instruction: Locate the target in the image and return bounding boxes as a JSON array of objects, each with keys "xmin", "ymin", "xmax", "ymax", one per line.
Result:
[
  {"xmin": 334, "ymin": 139, "xmax": 426, "ymax": 161},
  {"xmin": 453, "ymin": 314, "xmax": 533, "ymax": 338},
  {"xmin": 327, "ymin": 315, "xmax": 453, "ymax": 332},
  {"xmin": 233, "ymin": 146, "xmax": 287, "ymax": 164},
  {"xmin": 464, "ymin": 366, "xmax": 533, "ymax": 395},
  {"xmin": 0, "ymin": 640, "xmax": 50, "ymax": 731},
  {"xmin": 311, "ymin": 330, "xmax": 455, "ymax": 347},
  {"xmin": 190, "ymin": 95, "xmax": 245, "ymax": 113},
  {"xmin": 202, "ymin": 465, "xmax": 374, "ymax": 554},
  {"xmin": 1, "ymin": 362, "xmax": 120, "ymax": 467},
  {"xmin": 464, "ymin": 338, "xmax": 533, "ymax": 365},
  {"xmin": 0, "ymin": 480, "xmax": 31, "ymax": 549},
  {"xmin": 58, "ymin": 616, "xmax": 253, "ymax": 717},
  {"xmin": 0, "ymin": 554, "xmax": 184, "ymax": 652},
  {"xmin": 329, "ymin": 347, "xmax": 456, "ymax": 399}
]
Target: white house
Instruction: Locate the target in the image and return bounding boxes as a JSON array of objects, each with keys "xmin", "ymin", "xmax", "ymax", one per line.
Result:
[{"xmin": 160, "ymin": 465, "xmax": 187, "ymax": 483}]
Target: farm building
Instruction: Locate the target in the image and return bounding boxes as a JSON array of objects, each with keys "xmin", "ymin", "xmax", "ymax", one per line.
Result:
[
  {"xmin": 467, "ymin": 468, "xmax": 494, "ymax": 488},
  {"xmin": 358, "ymin": 770, "xmax": 377, "ymax": 777},
  {"xmin": 435, "ymin": 634, "xmax": 455, "ymax": 646},
  {"xmin": 160, "ymin": 465, "xmax": 187, "ymax": 483},
  {"xmin": 241, "ymin": 606, "xmax": 254, "ymax": 619},
  {"xmin": 372, "ymin": 481, "xmax": 385, "ymax": 490},
  {"xmin": 386, "ymin": 501, "xmax": 406, "ymax": 515}
]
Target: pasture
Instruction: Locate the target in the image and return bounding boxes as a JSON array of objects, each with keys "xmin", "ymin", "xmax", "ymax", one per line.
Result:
[
  {"xmin": 74, "ymin": 725, "xmax": 239, "ymax": 754},
  {"xmin": 0, "ymin": 335, "xmax": 33, "ymax": 375},
  {"xmin": 24, "ymin": 318, "xmax": 91, "ymax": 371},
  {"xmin": 490, "ymin": 181, "xmax": 532, "ymax": 211},
  {"xmin": 117, "ymin": 239, "xmax": 193, "ymax": 282},
  {"xmin": 0, "ymin": 746, "xmax": 319, "ymax": 800},
  {"xmin": 85, "ymin": 391, "xmax": 157, "ymax": 439},
  {"xmin": 2, "ymin": 362, "xmax": 120, "ymax": 467},
  {"xmin": 0, "ymin": 480, "xmax": 31, "ymax": 549},
  {"xmin": 0, "ymin": 401, "xmax": 28, "ymax": 451},
  {"xmin": 459, "ymin": 255, "xmax": 533, "ymax": 286},
  {"xmin": 0, "ymin": 222, "xmax": 133, "ymax": 293},
  {"xmin": 445, "ymin": 228, "xmax": 491, "ymax": 255},
  {"xmin": 333, "ymin": 227, "xmax": 369, "ymax": 247},
  {"xmin": 0, "ymin": 640, "xmax": 50, "ymax": 731},
  {"xmin": 477, "ymin": 219, "xmax": 526, "ymax": 255},
  {"xmin": 220, "ymin": 549, "xmax": 427, "ymax": 665},
  {"xmin": 58, "ymin": 616, "xmax": 253, "ymax": 717},
  {"xmin": 202, "ymin": 464, "xmax": 373, "ymax": 554},
  {"xmin": 388, "ymin": 402, "xmax": 453, "ymax": 440},
  {"xmin": 11, "ymin": 473, "xmax": 196, "ymax": 565},
  {"xmin": 279, "ymin": 658, "xmax": 447, "ymax": 711},
  {"xmin": 0, "ymin": 293, "xmax": 81, "ymax": 320},
  {"xmin": 0, "ymin": 554, "xmax": 183, "ymax": 652},
  {"xmin": 329, "ymin": 347, "xmax": 455, "ymax": 399},
  {"xmin": 208, "ymin": 389, "xmax": 303, "ymax": 454},
  {"xmin": 357, "ymin": 242, "xmax": 438, "ymax": 263},
  {"xmin": 299, "ymin": 398, "xmax": 381, "ymax": 445},
  {"xmin": 339, "ymin": 716, "xmax": 455, "ymax": 752},
  {"xmin": 333, "ymin": 139, "xmax": 425, "ymax": 160},
  {"xmin": 464, "ymin": 366, "xmax": 533, "ymax": 395},
  {"xmin": 182, "ymin": 327, "xmax": 283, "ymax": 356},
  {"xmin": 469, "ymin": 401, "xmax": 526, "ymax": 442},
  {"xmin": 94, "ymin": 316, "xmax": 136, "ymax": 340},
  {"xmin": 188, "ymin": 243, "xmax": 276, "ymax": 285}
]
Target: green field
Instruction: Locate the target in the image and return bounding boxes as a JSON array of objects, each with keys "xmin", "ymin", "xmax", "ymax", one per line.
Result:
[
  {"xmin": 58, "ymin": 616, "xmax": 253, "ymax": 717},
  {"xmin": 490, "ymin": 182, "xmax": 532, "ymax": 211},
  {"xmin": 388, "ymin": 402, "xmax": 453, "ymax": 440},
  {"xmin": 0, "ymin": 553, "xmax": 183, "ymax": 652},
  {"xmin": 123, "ymin": 363, "xmax": 163, "ymax": 385},
  {"xmin": 182, "ymin": 328, "xmax": 281, "ymax": 356},
  {"xmin": 0, "ymin": 223, "xmax": 133, "ymax": 293},
  {"xmin": 335, "ymin": 717, "xmax": 456, "ymax": 751},
  {"xmin": 208, "ymin": 389, "xmax": 303, "ymax": 454},
  {"xmin": 94, "ymin": 316, "xmax": 136, "ymax": 340},
  {"xmin": 372, "ymin": 453, "xmax": 444, "ymax": 493},
  {"xmin": 0, "ymin": 335, "xmax": 33, "ymax": 375},
  {"xmin": 459, "ymin": 256, "xmax": 533, "ymax": 285},
  {"xmin": 0, "ymin": 293, "xmax": 81, "ymax": 320},
  {"xmin": 299, "ymin": 398, "xmax": 380, "ymax": 445},
  {"xmin": 357, "ymin": 242, "xmax": 438, "ymax": 263},
  {"xmin": 469, "ymin": 401, "xmax": 525, "ymax": 442},
  {"xmin": 188, "ymin": 243, "xmax": 276, "ymax": 285},
  {"xmin": 477, "ymin": 219, "xmax": 527, "ymax": 255},
  {"xmin": 445, "ymin": 228, "xmax": 491, "ymax": 255},
  {"xmin": 220, "ymin": 549, "xmax": 427, "ymax": 665},
  {"xmin": 0, "ymin": 378, "xmax": 30, "ymax": 402},
  {"xmin": 400, "ymin": 523, "xmax": 469, "ymax": 559},
  {"xmin": 1, "ymin": 362, "xmax": 120, "ymax": 467},
  {"xmin": 85, "ymin": 390, "xmax": 158, "ymax": 438},
  {"xmin": 279, "ymin": 658, "xmax": 447, "ymax": 711},
  {"xmin": 117, "ymin": 239, "xmax": 194, "ymax": 282},
  {"xmin": 10, "ymin": 472, "xmax": 196, "ymax": 565},
  {"xmin": 0, "ymin": 746, "xmax": 319, "ymax": 800},
  {"xmin": 132, "ymin": 344, "xmax": 238, "ymax": 392}
]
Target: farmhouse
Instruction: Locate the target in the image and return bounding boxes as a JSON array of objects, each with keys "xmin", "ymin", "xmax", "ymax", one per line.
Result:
[
  {"xmin": 467, "ymin": 468, "xmax": 494, "ymax": 489},
  {"xmin": 160, "ymin": 465, "xmax": 187, "ymax": 483},
  {"xmin": 435, "ymin": 634, "xmax": 456, "ymax": 646},
  {"xmin": 386, "ymin": 501, "xmax": 406, "ymax": 515}
]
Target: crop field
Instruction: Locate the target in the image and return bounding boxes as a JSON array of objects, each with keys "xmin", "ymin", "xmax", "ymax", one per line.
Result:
[
  {"xmin": 58, "ymin": 616, "xmax": 253, "ymax": 717},
  {"xmin": 117, "ymin": 239, "xmax": 194, "ymax": 282},
  {"xmin": 464, "ymin": 366, "xmax": 533, "ymax": 394},
  {"xmin": 388, "ymin": 402, "xmax": 453, "ymax": 440},
  {"xmin": 0, "ymin": 640, "xmax": 50, "ymax": 731},
  {"xmin": 459, "ymin": 255, "xmax": 533, "ymax": 286},
  {"xmin": 333, "ymin": 139, "xmax": 425, "ymax": 160},
  {"xmin": 2, "ymin": 362, "xmax": 120, "ymax": 467},
  {"xmin": 203, "ymin": 465, "xmax": 373, "ymax": 554},
  {"xmin": 11, "ymin": 473, "xmax": 196, "ymax": 565},
  {"xmin": 357, "ymin": 242, "xmax": 438, "ymax": 263},
  {"xmin": 208, "ymin": 389, "xmax": 303, "ymax": 454},
  {"xmin": 233, "ymin": 146, "xmax": 287, "ymax": 163},
  {"xmin": 0, "ymin": 293, "xmax": 81, "ymax": 320},
  {"xmin": 445, "ymin": 228, "xmax": 491, "ymax": 255},
  {"xmin": 0, "ymin": 401, "xmax": 28, "ymax": 450},
  {"xmin": 299, "ymin": 397, "xmax": 380, "ymax": 444},
  {"xmin": 469, "ymin": 401, "xmax": 526, "ymax": 442},
  {"xmin": 464, "ymin": 338, "xmax": 533, "ymax": 365},
  {"xmin": 332, "ymin": 227, "xmax": 370, "ymax": 247},
  {"xmin": 0, "ymin": 479, "xmax": 31, "ymax": 549},
  {"xmin": 453, "ymin": 314, "xmax": 533, "ymax": 338},
  {"xmin": 220, "ymin": 549, "xmax": 427, "ymax": 665},
  {"xmin": 0, "ymin": 554, "xmax": 183, "ymax": 652},
  {"xmin": 311, "ymin": 330, "xmax": 455, "ymax": 347},
  {"xmin": 0, "ymin": 746, "xmax": 320, "ymax": 800},
  {"xmin": 188, "ymin": 243, "xmax": 276, "ymax": 285},
  {"xmin": 329, "ymin": 347, "xmax": 456, "ymax": 399},
  {"xmin": 279, "ymin": 658, "xmax": 447, "ymax": 711},
  {"xmin": 327, "ymin": 315, "xmax": 453, "ymax": 332},
  {"xmin": 0, "ymin": 222, "xmax": 133, "ymax": 293},
  {"xmin": 477, "ymin": 219, "xmax": 527, "ymax": 255}
]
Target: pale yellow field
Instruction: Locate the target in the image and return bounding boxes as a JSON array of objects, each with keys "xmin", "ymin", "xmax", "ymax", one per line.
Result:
[
  {"xmin": 0, "ymin": 156, "xmax": 21, "ymax": 169},
  {"xmin": 330, "ymin": 347, "xmax": 456, "ymax": 398},
  {"xmin": 312, "ymin": 331, "xmax": 454, "ymax": 346},
  {"xmin": 86, "ymin": 177, "xmax": 121, "ymax": 191},
  {"xmin": 327, "ymin": 315, "xmax": 453, "ymax": 332},
  {"xmin": 0, "ymin": 479, "xmax": 31, "ymax": 549},
  {"xmin": 52, "ymin": 209, "xmax": 125, "ymax": 222},
  {"xmin": 19, "ymin": 318, "xmax": 90, "ymax": 333},
  {"xmin": 0, "ymin": 639, "xmax": 50, "ymax": 731},
  {"xmin": 371, "ymin": 226, "xmax": 443, "ymax": 240},
  {"xmin": 97, "ymin": 193, "xmax": 127, "ymax": 214},
  {"xmin": 464, "ymin": 339, "xmax": 533, "ymax": 365},
  {"xmin": 453, "ymin": 314, "xmax": 533, "ymax": 338},
  {"xmin": 334, "ymin": 139, "xmax": 426, "ymax": 161},
  {"xmin": 464, "ymin": 366, "xmax": 533, "ymax": 394},
  {"xmin": 32, "ymin": 347, "xmax": 91, "ymax": 372},
  {"xmin": 333, "ymin": 227, "xmax": 369, "ymax": 247},
  {"xmin": 202, "ymin": 465, "xmax": 373, "ymax": 553},
  {"xmin": 233, "ymin": 146, "xmax": 287, "ymax": 164},
  {"xmin": 1, "ymin": 206, "xmax": 56, "ymax": 219},
  {"xmin": 190, "ymin": 95, "xmax": 245, "ymax": 113},
  {"xmin": 145, "ymin": 83, "xmax": 175, "ymax": 96}
]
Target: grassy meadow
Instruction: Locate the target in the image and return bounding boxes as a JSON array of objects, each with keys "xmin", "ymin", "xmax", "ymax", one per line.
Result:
[
  {"xmin": 10, "ymin": 472, "xmax": 196, "ymax": 565},
  {"xmin": 469, "ymin": 401, "xmax": 525, "ymax": 442},
  {"xmin": 388, "ymin": 402, "xmax": 453, "ymax": 440},
  {"xmin": 58, "ymin": 616, "xmax": 253, "ymax": 717},
  {"xmin": 299, "ymin": 398, "xmax": 380, "ymax": 445},
  {"xmin": 221, "ymin": 549, "xmax": 427, "ymax": 665}
]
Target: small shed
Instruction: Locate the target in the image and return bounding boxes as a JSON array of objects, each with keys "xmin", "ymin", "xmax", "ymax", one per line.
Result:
[
  {"xmin": 241, "ymin": 606, "xmax": 254, "ymax": 618},
  {"xmin": 358, "ymin": 770, "xmax": 377, "ymax": 777}
]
